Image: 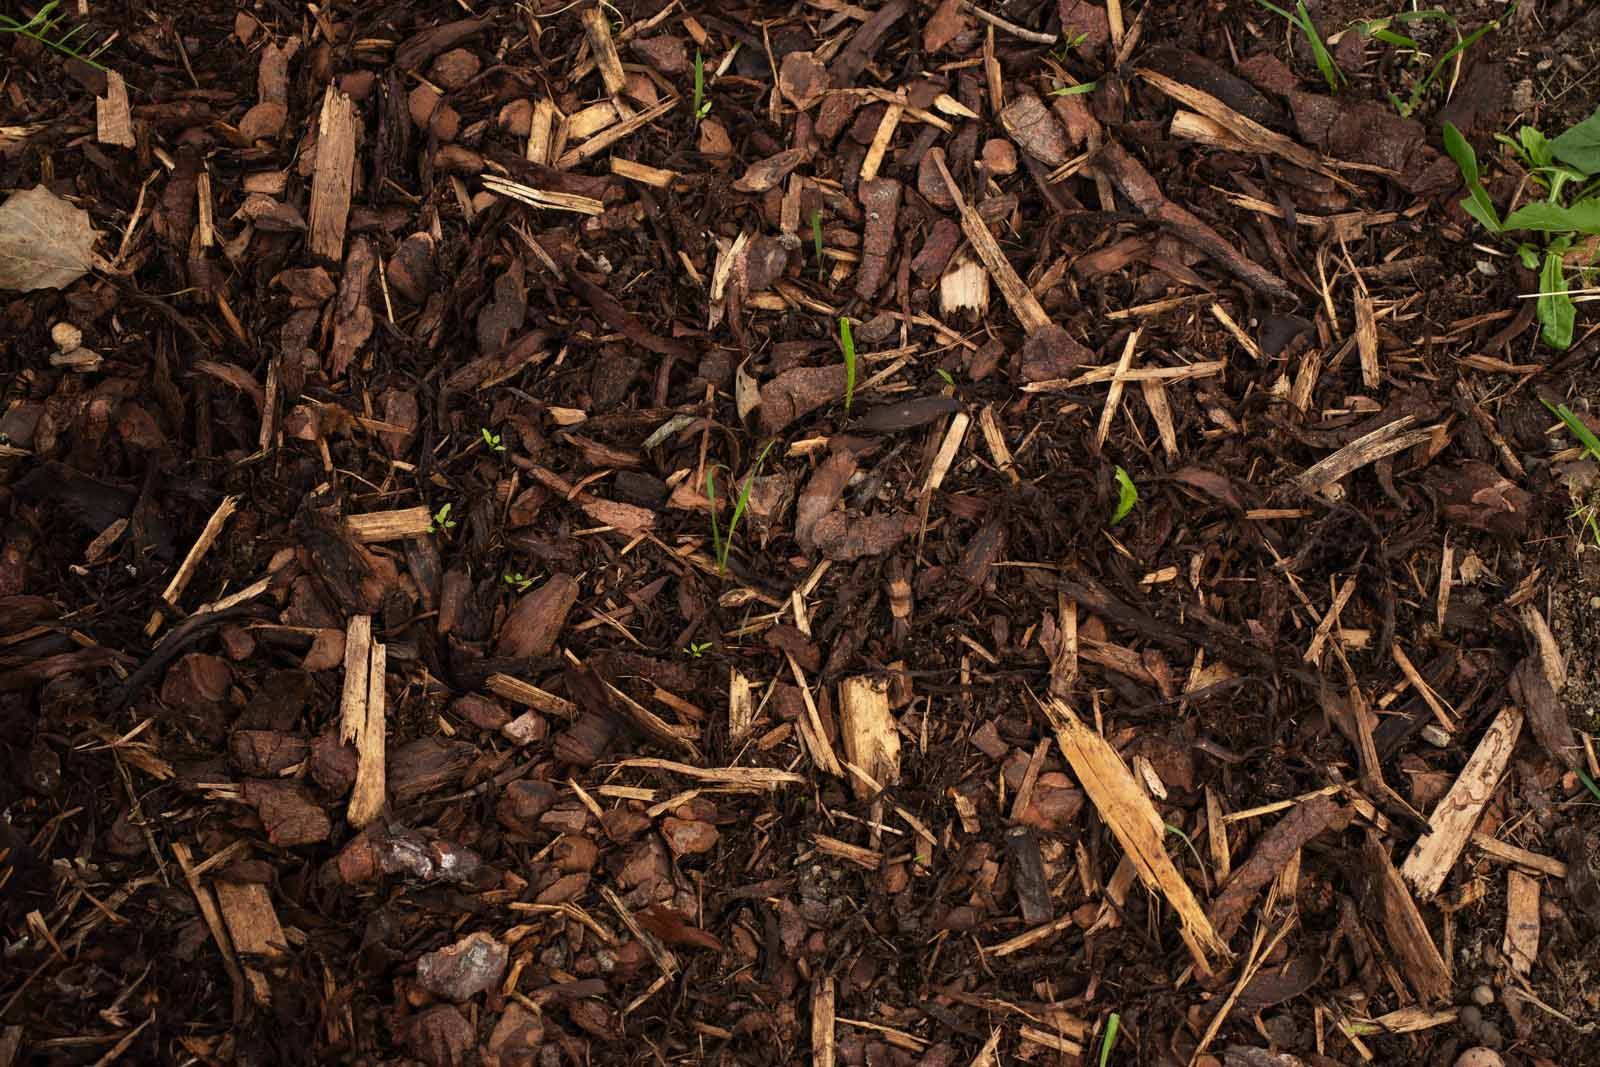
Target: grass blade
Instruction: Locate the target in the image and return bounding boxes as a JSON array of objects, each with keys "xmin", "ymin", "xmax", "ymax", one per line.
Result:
[
  {"xmin": 707, "ymin": 467, "xmax": 724, "ymax": 568},
  {"xmin": 1111, "ymin": 466, "xmax": 1138, "ymax": 525},
  {"xmin": 1442, "ymin": 122, "xmax": 1502, "ymax": 233},
  {"xmin": 1097, "ymin": 1013, "xmax": 1121, "ymax": 1067},
  {"xmin": 839, "ymin": 317, "xmax": 856, "ymax": 414},
  {"xmin": 1543, "ymin": 399, "xmax": 1600, "ymax": 461},
  {"xmin": 811, "ymin": 209, "xmax": 825, "ymax": 280},
  {"xmin": 1294, "ymin": 2, "xmax": 1340, "ymax": 92},
  {"xmin": 1400, "ymin": 12, "xmax": 1505, "ymax": 117}
]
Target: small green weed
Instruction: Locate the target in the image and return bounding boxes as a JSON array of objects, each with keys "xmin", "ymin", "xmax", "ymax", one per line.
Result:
[
  {"xmin": 839, "ymin": 317, "xmax": 856, "ymax": 414},
  {"xmin": 503, "ymin": 571, "xmax": 534, "ymax": 592},
  {"xmin": 707, "ymin": 441, "xmax": 776, "ymax": 573},
  {"xmin": 811, "ymin": 209, "xmax": 825, "ymax": 280},
  {"xmin": 481, "ymin": 427, "xmax": 505, "ymax": 453},
  {"xmin": 1110, "ymin": 466, "xmax": 1138, "ymax": 526},
  {"xmin": 693, "ymin": 49, "xmax": 712, "ymax": 121},
  {"xmin": 1358, "ymin": 7, "xmax": 1508, "ymax": 118},
  {"xmin": 1578, "ymin": 766, "xmax": 1600, "ymax": 803},
  {"xmin": 1543, "ymin": 398, "xmax": 1600, "ymax": 545},
  {"xmin": 1, "ymin": 1, "xmax": 111, "ymax": 70},
  {"xmin": 428, "ymin": 503, "xmax": 457, "ymax": 534},
  {"xmin": 1253, "ymin": 0, "xmax": 1340, "ymax": 93},
  {"xmin": 1049, "ymin": 80, "xmax": 1097, "ymax": 97},
  {"xmin": 1444, "ymin": 104, "xmax": 1600, "ymax": 349},
  {"xmin": 935, "ymin": 367, "xmax": 956, "ymax": 387},
  {"xmin": 1097, "ymin": 1013, "xmax": 1122, "ymax": 1067},
  {"xmin": 685, "ymin": 640, "xmax": 712, "ymax": 658}
]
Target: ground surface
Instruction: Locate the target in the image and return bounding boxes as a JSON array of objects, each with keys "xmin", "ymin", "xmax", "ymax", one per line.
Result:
[{"xmin": 2, "ymin": 1, "xmax": 1599, "ymax": 1064}]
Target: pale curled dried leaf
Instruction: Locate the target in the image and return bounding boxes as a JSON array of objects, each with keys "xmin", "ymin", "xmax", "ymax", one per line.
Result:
[{"xmin": 0, "ymin": 186, "xmax": 100, "ymax": 292}]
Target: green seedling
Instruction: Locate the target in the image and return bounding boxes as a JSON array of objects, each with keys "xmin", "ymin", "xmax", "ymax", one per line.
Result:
[
  {"xmin": 503, "ymin": 571, "xmax": 534, "ymax": 592},
  {"xmin": 685, "ymin": 640, "xmax": 712, "ymax": 658},
  {"xmin": 935, "ymin": 368, "xmax": 956, "ymax": 387},
  {"xmin": 428, "ymin": 502, "xmax": 457, "ymax": 534},
  {"xmin": 1049, "ymin": 80, "xmax": 1098, "ymax": 97},
  {"xmin": 1, "ymin": 1, "xmax": 111, "ymax": 70},
  {"xmin": 1381, "ymin": 7, "xmax": 1508, "ymax": 119},
  {"xmin": 481, "ymin": 427, "xmax": 504, "ymax": 453},
  {"xmin": 839, "ymin": 316, "xmax": 856, "ymax": 414},
  {"xmin": 1253, "ymin": 0, "xmax": 1340, "ymax": 92},
  {"xmin": 707, "ymin": 441, "xmax": 776, "ymax": 573},
  {"xmin": 1110, "ymin": 466, "xmax": 1138, "ymax": 525},
  {"xmin": 693, "ymin": 49, "xmax": 712, "ymax": 121},
  {"xmin": 811, "ymin": 209, "xmax": 825, "ymax": 280},
  {"xmin": 1097, "ymin": 1013, "xmax": 1122, "ymax": 1067},
  {"xmin": 1578, "ymin": 766, "xmax": 1600, "ymax": 804},
  {"xmin": 1543, "ymin": 398, "xmax": 1600, "ymax": 545},
  {"xmin": 1445, "ymin": 106, "xmax": 1600, "ymax": 349}
]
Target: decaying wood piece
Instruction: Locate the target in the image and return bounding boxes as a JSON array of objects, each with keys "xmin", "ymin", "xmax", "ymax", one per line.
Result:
[
  {"xmin": 346, "ymin": 506, "xmax": 433, "ymax": 543},
  {"xmin": 308, "ymin": 86, "xmax": 358, "ymax": 262},
  {"xmin": 1137, "ymin": 68, "xmax": 1342, "ymax": 182},
  {"xmin": 1503, "ymin": 869, "xmax": 1540, "ymax": 976},
  {"xmin": 556, "ymin": 96, "xmax": 677, "ymax": 169},
  {"xmin": 96, "ymin": 70, "xmax": 135, "ymax": 148},
  {"xmin": 580, "ymin": 5, "xmax": 627, "ymax": 97},
  {"xmin": 1095, "ymin": 140, "xmax": 1292, "ymax": 299},
  {"xmin": 927, "ymin": 149, "xmax": 1051, "ymax": 332},
  {"xmin": 1039, "ymin": 694, "xmax": 1227, "ymax": 969},
  {"xmin": 172, "ymin": 842, "xmax": 247, "ymax": 1021},
  {"xmin": 614, "ymin": 757, "xmax": 804, "ymax": 791},
  {"xmin": 482, "ymin": 175, "xmax": 604, "ymax": 216},
  {"xmin": 1291, "ymin": 415, "xmax": 1435, "ymax": 498},
  {"xmin": 728, "ymin": 667, "xmax": 757, "ymax": 739},
  {"xmin": 1365, "ymin": 836, "xmax": 1451, "ymax": 1003},
  {"xmin": 486, "ymin": 674, "xmax": 578, "ymax": 719},
  {"xmin": 145, "ymin": 494, "xmax": 240, "ymax": 637},
  {"xmin": 1401, "ymin": 703, "xmax": 1524, "ymax": 897},
  {"xmin": 837, "ymin": 676, "xmax": 900, "ymax": 800},
  {"xmin": 214, "ymin": 879, "xmax": 287, "ymax": 1007},
  {"xmin": 1208, "ymin": 793, "xmax": 1341, "ymax": 940},
  {"xmin": 340, "ymin": 615, "xmax": 388, "ymax": 828},
  {"xmin": 812, "ymin": 975, "xmax": 836, "ymax": 1067}
]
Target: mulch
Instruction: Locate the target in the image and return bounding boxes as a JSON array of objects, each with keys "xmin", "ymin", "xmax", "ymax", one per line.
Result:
[{"xmin": 2, "ymin": 1, "xmax": 1599, "ymax": 1065}]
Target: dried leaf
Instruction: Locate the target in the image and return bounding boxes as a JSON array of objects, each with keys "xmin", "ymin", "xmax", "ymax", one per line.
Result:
[{"xmin": 0, "ymin": 186, "xmax": 101, "ymax": 292}]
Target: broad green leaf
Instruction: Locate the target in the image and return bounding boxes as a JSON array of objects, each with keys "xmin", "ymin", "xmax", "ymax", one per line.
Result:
[
  {"xmin": 1551, "ymin": 105, "xmax": 1600, "ymax": 176},
  {"xmin": 1442, "ymin": 122, "xmax": 1501, "ymax": 233},
  {"xmin": 1517, "ymin": 243, "xmax": 1540, "ymax": 270},
  {"xmin": 1502, "ymin": 197, "xmax": 1600, "ymax": 234},
  {"xmin": 1111, "ymin": 467, "xmax": 1138, "ymax": 526},
  {"xmin": 1518, "ymin": 125, "xmax": 1554, "ymax": 169},
  {"xmin": 1538, "ymin": 251, "xmax": 1575, "ymax": 350}
]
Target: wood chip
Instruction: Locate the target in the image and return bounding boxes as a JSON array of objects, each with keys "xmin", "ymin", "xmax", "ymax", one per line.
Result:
[
  {"xmin": 346, "ymin": 506, "xmax": 433, "ymax": 543},
  {"xmin": 927, "ymin": 149, "xmax": 1050, "ymax": 332},
  {"xmin": 1401, "ymin": 703, "xmax": 1524, "ymax": 897},
  {"xmin": 556, "ymin": 96, "xmax": 678, "ymax": 169},
  {"xmin": 215, "ymin": 879, "xmax": 287, "ymax": 1007},
  {"xmin": 1503, "ymin": 869, "xmax": 1540, "ymax": 976},
  {"xmin": 485, "ymin": 673, "xmax": 578, "ymax": 719},
  {"xmin": 812, "ymin": 975, "xmax": 836, "ymax": 1067},
  {"xmin": 1365, "ymin": 835, "xmax": 1451, "ymax": 1003},
  {"xmin": 1038, "ymin": 694, "xmax": 1227, "ymax": 970},
  {"xmin": 308, "ymin": 86, "xmax": 358, "ymax": 261},
  {"xmin": 838, "ymin": 676, "xmax": 899, "ymax": 800},
  {"xmin": 1292, "ymin": 416, "xmax": 1435, "ymax": 498},
  {"xmin": 580, "ymin": 6, "xmax": 627, "ymax": 97},
  {"xmin": 145, "ymin": 495, "xmax": 240, "ymax": 637},
  {"xmin": 482, "ymin": 175, "xmax": 604, "ymax": 215},
  {"xmin": 96, "ymin": 70, "xmax": 134, "ymax": 148}
]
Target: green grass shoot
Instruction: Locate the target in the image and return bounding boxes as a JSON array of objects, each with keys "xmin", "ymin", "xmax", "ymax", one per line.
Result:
[
  {"xmin": 811, "ymin": 209, "xmax": 825, "ymax": 280},
  {"xmin": 1, "ymin": 1, "xmax": 110, "ymax": 69},
  {"xmin": 1578, "ymin": 766, "xmax": 1600, "ymax": 804},
  {"xmin": 707, "ymin": 441, "xmax": 776, "ymax": 573},
  {"xmin": 1049, "ymin": 80, "xmax": 1097, "ymax": 97},
  {"xmin": 1392, "ymin": 9, "xmax": 1507, "ymax": 118},
  {"xmin": 839, "ymin": 316, "xmax": 857, "ymax": 414},
  {"xmin": 1111, "ymin": 466, "xmax": 1138, "ymax": 525},
  {"xmin": 1543, "ymin": 399, "xmax": 1600, "ymax": 461},
  {"xmin": 693, "ymin": 49, "xmax": 711, "ymax": 120},
  {"xmin": 1252, "ymin": 0, "xmax": 1339, "ymax": 92},
  {"xmin": 1097, "ymin": 1013, "xmax": 1122, "ymax": 1067}
]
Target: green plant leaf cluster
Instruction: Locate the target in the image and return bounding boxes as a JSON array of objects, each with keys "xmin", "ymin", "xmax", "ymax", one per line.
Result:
[
  {"xmin": 1445, "ymin": 105, "xmax": 1600, "ymax": 350},
  {"xmin": 0, "ymin": 1, "xmax": 110, "ymax": 70},
  {"xmin": 707, "ymin": 441, "xmax": 776, "ymax": 574}
]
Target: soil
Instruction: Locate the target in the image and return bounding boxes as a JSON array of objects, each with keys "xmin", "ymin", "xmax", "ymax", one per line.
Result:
[{"xmin": 2, "ymin": 1, "xmax": 1599, "ymax": 1065}]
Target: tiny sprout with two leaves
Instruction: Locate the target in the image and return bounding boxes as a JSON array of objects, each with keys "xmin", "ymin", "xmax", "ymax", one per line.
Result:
[
  {"xmin": 503, "ymin": 571, "xmax": 534, "ymax": 592},
  {"xmin": 428, "ymin": 503, "xmax": 457, "ymax": 534},
  {"xmin": 481, "ymin": 427, "xmax": 504, "ymax": 453},
  {"xmin": 685, "ymin": 640, "xmax": 712, "ymax": 658},
  {"xmin": 693, "ymin": 49, "xmax": 713, "ymax": 120}
]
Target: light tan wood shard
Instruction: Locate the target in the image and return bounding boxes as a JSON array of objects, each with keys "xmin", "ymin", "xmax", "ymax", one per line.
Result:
[
  {"xmin": 172, "ymin": 842, "xmax": 247, "ymax": 1019},
  {"xmin": 1170, "ymin": 109, "xmax": 1252, "ymax": 153},
  {"xmin": 1401, "ymin": 703, "xmax": 1524, "ymax": 897},
  {"xmin": 812, "ymin": 975, "xmax": 836, "ymax": 1067},
  {"xmin": 482, "ymin": 175, "xmax": 604, "ymax": 215},
  {"xmin": 1471, "ymin": 831, "xmax": 1567, "ymax": 879},
  {"xmin": 812, "ymin": 833, "xmax": 882, "ymax": 869},
  {"xmin": 1292, "ymin": 415, "xmax": 1436, "ymax": 498},
  {"xmin": 556, "ymin": 96, "xmax": 677, "ymax": 169},
  {"xmin": 564, "ymin": 100, "xmax": 619, "ymax": 140},
  {"xmin": 860, "ymin": 99, "xmax": 903, "ymax": 181},
  {"xmin": 1360, "ymin": 1006, "xmax": 1458, "ymax": 1033},
  {"xmin": 928, "ymin": 149, "xmax": 1051, "ymax": 332},
  {"xmin": 528, "ymin": 98, "xmax": 556, "ymax": 164},
  {"xmin": 348, "ymin": 638, "xmax": 387, "ymax": 827},
  {"xmin": 1503, "ymin": 869, "xmax": 1539, "ymax": 975},
  {"xmin": 340, "ymin": 615, "xmax": 373, "ymax": 740},
  {"xmin": 486, "ymin": 673, "xmax": 578, "ymax": 719},
  {"xmin": 215, "ymin": 879, "xmax": 287, "ymax": 1007},
  {"xmin": 96, "ymin": 70, "xmax": 134, "ymax": 148},
  {"xmin": 1039, "ymin": 694, "xmax": 1227, "ymax": 969},
  {"xmin": 308, "ymin": 86, "xmax": 358, "ymax": 261},
  {"xmin": 838, "ymin": 677, "xmax": 900, "ymax": 800},
  {"xmin": 1365, "ymin": 836, "xmax": 1451, "ymax": 1003},
  {"xmin": 611, "ymin": 157, "xmax": 679, "ymax": 188},
  {"xmin": 728, "ymin": 667, "xmax": 758, "ymax": 739},
  {"xmin": 614, "ymin": 757, "xmax": 804, "ymax": 791},
  {"xmin": 581, "ymin": 6, "xmax": 627, "ymax": 96},
  {"xmin": 145, "ymin": 494, "xmax": 240, "ymax": 637},
  {"xmin": 939, "ymin": 252, "xmax": 990, "ymax": 316},
  {"xmin": 346, "ymin": 506, "xmax": 433, "ymax": 542}
]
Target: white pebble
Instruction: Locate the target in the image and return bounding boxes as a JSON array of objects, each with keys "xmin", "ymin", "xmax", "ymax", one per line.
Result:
[
  {"xmin": 1453, "ymin": 1049, "xmax": 1503, "ymax": 1067},
  {"xmin": 1471, "ymin": 983, "xmax": 1495, "ymax": 1006}
]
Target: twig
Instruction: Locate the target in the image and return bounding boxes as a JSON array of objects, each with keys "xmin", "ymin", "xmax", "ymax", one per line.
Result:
[{"xmin": 960, "ymin": 0, "xmax": 1056, "ymax": 44}]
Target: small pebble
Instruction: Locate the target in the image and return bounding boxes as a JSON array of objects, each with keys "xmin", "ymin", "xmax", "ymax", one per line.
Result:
[
  {"xmin": 1471, "ymin": 983, "xmax": 1495, "ymax": 1006},
  {"xmin": 1458, "ymin": 1005, "xmax": 1482, "ymax": 1030},
  {"xmin": 1452, "ymin": 1049, "xmax": 1503, "ymax": 1067},
  {"xmin": 1480, "ymin": 1023, "xmax": 1505, "ymax": 1050},
  {"xmin": 1421, "ymin": 723, "xmax": 1452, "ymax": 748}
]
